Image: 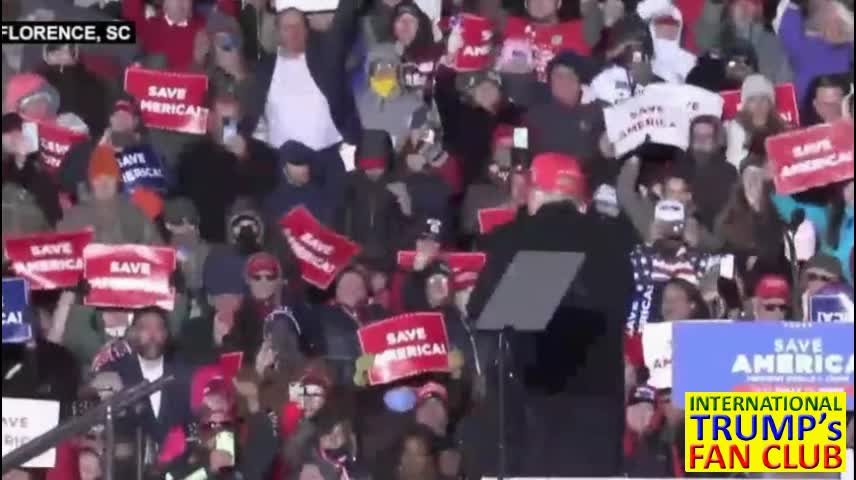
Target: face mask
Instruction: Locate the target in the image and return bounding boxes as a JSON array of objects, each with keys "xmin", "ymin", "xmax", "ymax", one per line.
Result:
[
  {"xmin": 236, "ymin": 226, "xmax": 260, "ymax": 255},
  {"xmin": 370, "ymin": 76, "xmax": 399, "ymax": 98},
  {"xmin": 383, "ymin": 386, "xmax": 416, "ymax": 412}
]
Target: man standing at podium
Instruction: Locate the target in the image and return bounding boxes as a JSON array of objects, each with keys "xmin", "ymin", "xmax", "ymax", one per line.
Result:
[{"xmin": 466, "ymin": 152, "xmax": 635, "ymax": 476}]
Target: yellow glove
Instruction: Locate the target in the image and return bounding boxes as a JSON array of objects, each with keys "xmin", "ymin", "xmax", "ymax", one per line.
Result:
[
  {"xmin": 448, "ymin": 349, "xmax": 465, "ymax": 380},
  {"xmin": 353, "ymin": 354, "xmax": 375, "ymax": 387}
]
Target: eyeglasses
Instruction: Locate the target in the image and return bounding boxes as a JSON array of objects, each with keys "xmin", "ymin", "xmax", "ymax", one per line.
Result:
[
  {"xmin": 762, "ymin": 303, "xmax": 789, "ymax": 313},
  {"xmin": 806, "ymin": 272, "xmax": 837, "ymax": 283}
]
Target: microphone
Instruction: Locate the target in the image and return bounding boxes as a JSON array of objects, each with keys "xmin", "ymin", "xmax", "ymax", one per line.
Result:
[{"xmin": 789, "ymin": 208, "xmax": 806, "ymax": 232}]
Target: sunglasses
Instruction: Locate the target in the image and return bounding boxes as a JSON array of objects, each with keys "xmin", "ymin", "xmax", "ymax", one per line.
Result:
[
  {"xmin": 806, "ymin": 272, "xmax": 837, "ymax": 283},
  {"xmin": 762, "ymin": 303, "xmax": 788, "ymax": 313}
]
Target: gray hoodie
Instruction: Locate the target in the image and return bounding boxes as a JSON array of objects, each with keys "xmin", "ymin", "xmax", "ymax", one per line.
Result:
[{"xmin": 356, "ymin": 44, "xmax": 426, "ymax": 147}]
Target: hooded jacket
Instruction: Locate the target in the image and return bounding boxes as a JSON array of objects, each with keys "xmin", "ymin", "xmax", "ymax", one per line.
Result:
[
  {"xmin": 646, "ymin": 6, "xmax": 697, "ymax": 84},
  {"xmin": 356, "ymin": 43, "xmax": 427, "ymax": 145},
  {"xmin": 264, "ymin": 142, "xmax": 333, "ymax": 225}
]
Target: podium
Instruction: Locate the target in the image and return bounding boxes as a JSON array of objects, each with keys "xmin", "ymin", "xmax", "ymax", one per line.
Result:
[{"xmin": 475, "ymin": 251, "xmax": 585, "ymax": 480}]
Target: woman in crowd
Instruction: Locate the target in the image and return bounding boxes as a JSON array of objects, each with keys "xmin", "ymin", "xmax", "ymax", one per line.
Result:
[{"xmin": 725, "ymin": 74, "xmax": 788, "ymax": 168}]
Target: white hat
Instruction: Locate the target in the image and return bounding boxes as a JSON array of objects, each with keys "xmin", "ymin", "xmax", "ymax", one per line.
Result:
[{"xmin": 654, "ymin": 199, "xmax": 686, "ymax": 223}]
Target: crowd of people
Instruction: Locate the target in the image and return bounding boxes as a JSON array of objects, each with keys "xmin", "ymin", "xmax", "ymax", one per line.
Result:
[{"xmin": 1, "ymin": 0, "xmax": 855, "ymax": 479}]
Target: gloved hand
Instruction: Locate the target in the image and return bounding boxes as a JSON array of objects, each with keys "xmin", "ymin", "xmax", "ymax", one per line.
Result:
[{"xmin": 353, "ymin": 354, "xmax": 376, "ymax": 387}]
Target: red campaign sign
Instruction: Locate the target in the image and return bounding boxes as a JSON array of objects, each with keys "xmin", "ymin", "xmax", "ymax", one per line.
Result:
[
  {"xmin": 358, "ymin": 312, "xmax": 450, "ymax": 385},
  {"xmin": 477, "ymin": 207, "xmax": 516, "ymax": 235},
  {"xmin": 219, "ymin": 352, "xmax": 244, "ymax": 383},
  {"xmin": 765, "ymin": 119, "xmax": 854, "ymax": 195},
  {"xmin": 449, "ymin": 14, "xmax": 494, "ymax": 72},
  {"xmin": 397, "ymin": 251, "xmax": 487, "ymax": 289},
  {"xmin": 123, "ymin": 67, "xmax": 209, "ymax": 135},
  {"xmin": 4, "ymin": 230, "xmax": 93, "ymax": 290},
  {"xmin": 504, "ymin": 18, "xmax": 590, "ymax": 81},
  {"xmin": 83, "ymin": 244, "xmax": 177, "ymax": 310},
  {"xmin": 720, "ymin": 83, "xmax": 800, "ymax": 126},
  {"xmin": 279, "ymin": 207, "xmax": 361, "ymax": 290},
  {"xmin": 37, "ymin": 122, "xmax": 89, "ymax": 175}
]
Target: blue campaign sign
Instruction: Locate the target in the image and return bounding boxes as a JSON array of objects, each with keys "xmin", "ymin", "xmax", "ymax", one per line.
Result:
[
  {"xmin": 2, "ymin": 278, "xmax": 32, "ymax": 344},
  {"xmin": 118, "ymin": 144, "xmax": 167, "ymax": 193},
  {"xmin": 672, "ymin": 321, "xmax": 854, "ymax": 409},
  {"xmin": 810, "ymin": 294, "xmax": 854, "ymax": 323}
]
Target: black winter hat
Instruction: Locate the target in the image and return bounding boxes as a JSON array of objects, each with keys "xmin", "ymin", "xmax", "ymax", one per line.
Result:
[
  {"xmin": 357, "ymin": 130, "xmax": 393, "ymax": 162},
  {"xmin": 278, "ymin": 140, "xmax": 315, "ymax": 167}
]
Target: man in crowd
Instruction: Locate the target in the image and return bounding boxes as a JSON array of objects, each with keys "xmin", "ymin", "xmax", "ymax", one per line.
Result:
[
  {"xmin": 468, "ymin": 152, "xmax": 634, "ymax": 476},
  {"xmin": 1, "ymin": 0, "xmax": 854, "ymax": 478}
]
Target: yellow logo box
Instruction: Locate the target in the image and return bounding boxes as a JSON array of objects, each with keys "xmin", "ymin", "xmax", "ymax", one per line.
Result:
[{"xmin": 684, "ymin": 392, "xmax": 847, "ymax": 473}]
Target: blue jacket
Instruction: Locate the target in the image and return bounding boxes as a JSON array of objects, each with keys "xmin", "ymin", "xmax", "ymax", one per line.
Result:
[{"xmin": 773, "ymin": 194, "xmax": 854, "ymax": 284}]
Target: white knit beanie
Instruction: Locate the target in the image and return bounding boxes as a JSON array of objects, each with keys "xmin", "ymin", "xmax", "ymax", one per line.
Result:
[{"xmin": 741, "ymin": 74, "xmax": 776, "ymax": 105}]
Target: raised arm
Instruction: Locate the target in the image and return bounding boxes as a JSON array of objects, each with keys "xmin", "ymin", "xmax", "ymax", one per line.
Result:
[
  {"xmin": 617, "ymin": 157, "xmax": 656, "ymax": 242},
  {"xmin": 695, "ymin": 0, "xmax": 726, "ymax": 53}
]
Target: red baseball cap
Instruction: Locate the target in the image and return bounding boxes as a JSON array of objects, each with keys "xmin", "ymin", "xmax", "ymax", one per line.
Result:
[
  {"xmin": 492, "ymin": 124, "xmax": 514, "ymax": 149},
  {"xmin": 653, "ymin": 15, "xmax": 681, "ymax": 27},
  {"xmin": 113, "ymin": 99, "xmax": 136, "ymax": 115},
  {"xmin": 245, "ymin": 252, "xmax": 281, "ymax": 278},
  {"xmin": 754, "ymin": 274, "xmax": 790, "ymax": 302},
  {"xmin": 529, "ymin": 152, "xmax": 586, "ymax": 196}
]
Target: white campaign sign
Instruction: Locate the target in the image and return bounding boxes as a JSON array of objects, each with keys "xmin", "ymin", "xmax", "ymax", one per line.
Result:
[
  {"xmin": 2, "ymin": 398, "xmax": 61, "ymax": 468},
  {"xmin": 605, "ymin": 84, "xmax": 724, "ymax": 157},
  {"xmin": 275, "ymin": 0, "xmax": 339, "ymax": 12},
  {"xmin": 642, "ymin": 322, "xmax": 673, "ymax": 390}
]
